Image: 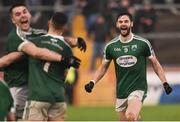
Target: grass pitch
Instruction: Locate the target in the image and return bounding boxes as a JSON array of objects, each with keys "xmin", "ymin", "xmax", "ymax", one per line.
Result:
[{"xmin": 66, "ymin": 104, "xmax": 180, "ymax": 121}]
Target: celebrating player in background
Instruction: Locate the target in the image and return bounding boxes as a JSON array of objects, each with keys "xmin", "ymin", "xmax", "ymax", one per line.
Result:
[
  {"xmin": 85, "ymin": 12, "xmax": 172, "ymax": 121},
  {"xmin": 0, "ymin": 3, "xmax": 86, "ymax": 120},
  {"xmin": 22, "ymin": 12, "xmax": 80, "ymax": 121}
]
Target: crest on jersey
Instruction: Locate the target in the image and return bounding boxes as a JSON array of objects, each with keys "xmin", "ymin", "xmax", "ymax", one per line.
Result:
[
  {"xmin": 116, "ymin": 55, "xmax": 137, "ymax": 67},
  {"xmin": 131, "ymin": 44, "xmax": 137, "ymax": 51}
]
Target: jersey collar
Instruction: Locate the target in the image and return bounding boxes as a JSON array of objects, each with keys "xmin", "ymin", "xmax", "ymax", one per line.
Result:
[
  {"xmin": 46, "ymin": 34, "xmax": 64, "ymax": 41},
  {"xmin": 119, "ymin": 33, "xmax": 134, "ymax": 43}
]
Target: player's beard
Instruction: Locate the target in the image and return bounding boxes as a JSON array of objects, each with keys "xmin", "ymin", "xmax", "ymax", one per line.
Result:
[{"xmin": 120, "ymin": 27, "xmax": 131, "ymax": 37}]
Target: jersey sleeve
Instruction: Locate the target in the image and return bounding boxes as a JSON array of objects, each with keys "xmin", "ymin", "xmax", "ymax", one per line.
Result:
[
  {"xmin": 144, "ymin": 40, "xmax": 155, "ymax": 58},
  {"xmin": 6, "ymin": 28, "xmax": 29, "ymax": 52},
  {"xmin": 103, "ymin": 44, "xmax": 112, "ymax": 62}
]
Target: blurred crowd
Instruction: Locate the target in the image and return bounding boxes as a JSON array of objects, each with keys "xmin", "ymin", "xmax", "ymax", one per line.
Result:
[
  {"xmin": 0, "ymin": 0, "xmax": 180, "ymax": 37},
  {"xmin": 0, "ymin": 0, "xmax": 180, "ymax": 66}
]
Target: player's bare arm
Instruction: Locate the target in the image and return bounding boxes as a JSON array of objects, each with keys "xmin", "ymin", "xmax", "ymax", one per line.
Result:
[
  {"xmin": 7, "ymin": 112, "xmax": 16, "ymax": 121},
  {"xmin": 149, "ymin": 55, "xmax": 172, "ymax": 94},
  {"xmin": 93, "ymin": 60, "xmax": 111, "ymax": 83},
  {"xmin": 0, "ymin": 52, "xmax": 24, "ymax": 67},
  {"xmin": 19, "ymin": 41, "xmax": 81, "ymax": 69},
  {"xmin": 64, "ymin": 37, "xmax": 87, "ymax": 52},
  {"xmin": 85, "ymin": 60, "xmax": 111, "ymax": 93},
  {"xmin": 19, "ymin": 41, "xmax": 63, "ymax": 62},
  {"xmin": 149, "ymin": 56, "xmax": 167, "ymax": 83}
]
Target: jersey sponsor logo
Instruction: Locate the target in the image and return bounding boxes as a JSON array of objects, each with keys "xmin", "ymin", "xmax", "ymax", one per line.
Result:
[
  {"xmin": 116, "ymin": 55, "xmax": 137, "ymax": 67},
  {"xmin": 114, "ymin": 48, "xmax": 121, "ymax": 51}
]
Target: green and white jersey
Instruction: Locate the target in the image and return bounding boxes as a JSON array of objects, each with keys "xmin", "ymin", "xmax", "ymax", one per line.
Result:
[
  {"xmin": 0, "ymin": 80, "xmax": 14, "ymax": 121},
  {"xmin": 104, "ymin": 34, "xmax": 154, "ymax": 99},
  {"xmin": 27, "ymin": 34, "xmax": 72, "ymax": 103},
  {"xmin": 4, "ymin": 26, "xmax": 46, "ymax": 87}
]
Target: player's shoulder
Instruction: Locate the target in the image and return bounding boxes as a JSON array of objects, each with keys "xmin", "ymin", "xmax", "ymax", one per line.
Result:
[
  {"xmin": 133, "ymin": 34, "xmax": 151, "ymax": 46},
  {"xmin": 0, "ymin": 80, "xmax": 9, "ymax": 89},
  {"xmin": 7, "ymin": 27, "xmax": 25, "ymax": 41},
  {"xmin": 105, "ymin": 36, "xmax": 120, "ymax": 48},
  {"xmin": 31, "ymin": 28, "xmax": 47, "ymax": 35},
  {"xmin": 42, "ymin": 34, "xmax": 71, "ymax": 48}
]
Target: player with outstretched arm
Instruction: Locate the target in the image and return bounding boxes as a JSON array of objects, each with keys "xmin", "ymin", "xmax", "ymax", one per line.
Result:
[{"xmin": 85, "ymin": 11, "xmax": 172, "ymax": 121}]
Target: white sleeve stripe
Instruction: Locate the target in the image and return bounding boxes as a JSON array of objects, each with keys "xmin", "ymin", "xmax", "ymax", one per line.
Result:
[
  {"xmin": 103, "ymin": 37, "xmax": 119, "ymax": 61},
  {"xmin": 104, "ymin": 59, "xmax": 111, "ymax": 62},
  {"xmin": 148, "ymin": 55, "xmax": 154, "ymax": 59},
  {"xmin": 10, "ymin": 107, "xmax": 15, "ymax": 113},
  {"xmin": 18, "ymin": 41, "xmax": 29, "ymax": 51},
  {"xmin": 134, "ymin": 37, "xmax": 153, "ymax": 54},
  {"xmin": 16, "ymin": 27, "xmax": 28, "ymax": 42}
]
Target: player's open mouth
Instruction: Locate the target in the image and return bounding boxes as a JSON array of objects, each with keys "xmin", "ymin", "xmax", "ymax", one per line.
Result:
[
  {"xmin": 21, "ymin": 20, "xmax": 29, "ymax": 25},
  {"xmin": 120, "ymin": 27, "xmax": 128, "ymax": 30}
]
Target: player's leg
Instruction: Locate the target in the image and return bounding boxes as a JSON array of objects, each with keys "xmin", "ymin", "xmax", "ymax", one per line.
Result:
[
  {"xmin": 10, "ymin": 85, "xmax": 28, "ymax": 119},
  {"xmin": 48, "ymin": 102, "xmax": 67, "ymax": 121},
  {"xmin": 119, "ymin": 111, "xmax": 127, "ymax": 121},
  {"xmin": 23, "ymin": 100, "xmax": 50, "ymax": 121},
  {"xmin": 125, "ymin": 90, "xmax": 144, "ymax": 121},
  {"xmin": 115, "ymin": 98, "xmax": 128, "ymax": 121}
]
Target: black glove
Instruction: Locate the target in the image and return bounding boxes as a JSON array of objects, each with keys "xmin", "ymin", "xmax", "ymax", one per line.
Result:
[
  {"xmin": 85, "ymin": 81, "xmax": 95, "ymax": 93},
  {"xmin": 62, "ymin": 56, "xmax": 81, "ymax": 69},
  {"xmin": 77, "ymin": 37, "xmax": 87, "ymax": 52},
  {"xmin": 163, "ymin": 82, "xmax": 172, "ymax": 95}
]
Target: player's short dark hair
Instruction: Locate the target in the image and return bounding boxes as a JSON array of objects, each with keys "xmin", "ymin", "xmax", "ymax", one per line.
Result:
[
  {"xmin": 51, "ymin": 12, "xmax": 68, "ymax": 30},
  {"xmin": 116, "ymin": 11, "xmax": 133, "ymax": 21},
  {"xmin": 9, "ymin": 3, "xmax": 27, "ymax": 15}
]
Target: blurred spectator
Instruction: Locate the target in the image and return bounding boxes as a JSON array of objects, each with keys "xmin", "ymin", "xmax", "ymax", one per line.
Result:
[
  {"xmin": 118, "ymin": 0, "xmax": 131, "ymax": 13},
  {"xmin": 54, "ymin": 0, "xmax": 74, "ymax": 35},
  {"xmin": 136, "ymin": 1, "xmax": 157, "ymax": 48},
  {"xmin": 26, "ymin": 0, "xmax": 42, "ymax": 25},
  {"xmin": 127, "ymin": 5, "xmax": 138, "ymax": 33},
  {"xmin": 39, "ymin": 0, "xmax": 55, "ymax": 29},
  {"xmin": 165, "ymin": 0, "xmax": 180, "ymax": 15},
  {"xmin": 82, "ymin": 0, "xmax": 100, "ymax": 31},
  {"xmin": 130, "ymin": 0, "xmax": 143, "ymax": 4},
  {"xmin": 74, "ymin": 0, "xmax": 87, "ymax": 13},
  {"xmin": 88, "ymin": 15, "xmax": 109, "ymax": 71},
  {"xmin": 152, "ymin": 0, "xmax": 165, "ymax": 4},
  {"xmin": 2, "ymin": 0, "xmax": 25, "ymax": 5}
]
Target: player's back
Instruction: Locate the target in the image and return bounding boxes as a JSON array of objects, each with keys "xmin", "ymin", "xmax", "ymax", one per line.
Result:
[{"xmin": 28, "ymin": 34, "xmax": 73, "ymax": 103}]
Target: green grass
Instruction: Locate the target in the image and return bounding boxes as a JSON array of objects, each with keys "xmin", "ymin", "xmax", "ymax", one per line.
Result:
[{"xmin": 66, "ymin": 104, "xmax": 180, "ymax": 121}]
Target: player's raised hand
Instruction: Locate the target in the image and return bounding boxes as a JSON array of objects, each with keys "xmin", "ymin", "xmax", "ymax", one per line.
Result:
[
  {"xmin": 163, "ymin": 82, "xmax": 172, "ymax": 95},
  {"xmin": 62, "ymin": 56, "xmax": 81, "ymax": 69},
  {"xmin": 85, "ymin": 80, "xmax": 95, "ymax": 93},
  {"xmin": 77, "ymin": 37, "xmax": 87, "ymax": 52}
]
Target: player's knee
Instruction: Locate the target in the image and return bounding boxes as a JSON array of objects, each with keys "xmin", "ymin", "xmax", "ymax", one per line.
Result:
[{"xmin": 126, "ymin": 112, "xmax": 138, "ymax": 121}]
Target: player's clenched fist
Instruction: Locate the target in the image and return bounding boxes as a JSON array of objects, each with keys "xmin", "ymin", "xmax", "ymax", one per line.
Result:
[
  {"xmin": 163, "ymin": 82, "xmax": 172, "ymax": 95},
  {"xmin": 85, "ymin": 80, "xmax": 95, "ymax": 93},
  {"xmin": 62, "ymin": 56, "xmax": 81, "ymax": 69}
]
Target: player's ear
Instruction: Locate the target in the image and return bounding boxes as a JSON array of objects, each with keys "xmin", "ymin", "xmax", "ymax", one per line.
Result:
[
  {"xmin": 131, "ymin": 21, "xmax": 134, "ymax": 28},
  {"xmin": 63, "ymin": 24, "xmax": 68, "ymax": 32},
  {"xmin": 116, "ymin": 21, "xmax": 120, "ymax": 28},
  {"xmin": 11, "ymin": 17, "xmax": 16, "ymax": 24},
  {"xmin": 48, "ymin": 20, "xmax": 51, "ymax": 28}
]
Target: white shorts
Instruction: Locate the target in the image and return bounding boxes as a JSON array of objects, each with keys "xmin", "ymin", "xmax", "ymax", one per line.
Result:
[
  {"xmin": 115, "ymin": 90, "xmax": 145, "ymax": 112},
  {"xmin": 10, "ymin": 85, "xmax": 28, "ymax": 118},
  {"xmin": 23, "ymin": 101, "xmax": 67, "ymax": 121}
]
